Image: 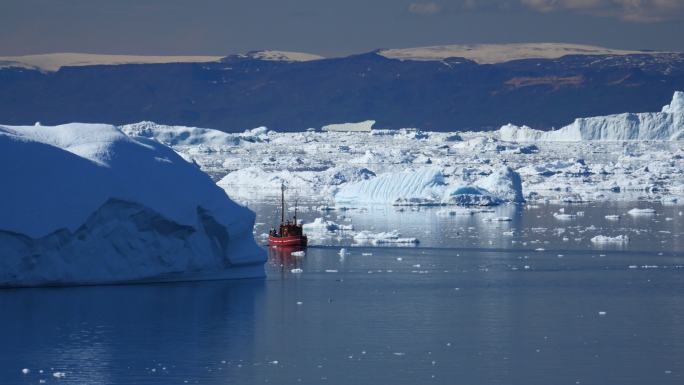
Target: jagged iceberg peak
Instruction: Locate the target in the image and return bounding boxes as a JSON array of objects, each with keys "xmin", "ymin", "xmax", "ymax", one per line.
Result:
[
  {"xmin": 0, "ymin": 123, "xmax": 265, "ymax": 286},
  {"xmin": 661, "ymin": 91, "xmax": 684, "ymax": 115},
  {"xmin": 499, "ymin": 91, "xmax": 684, "ymax": 142}
]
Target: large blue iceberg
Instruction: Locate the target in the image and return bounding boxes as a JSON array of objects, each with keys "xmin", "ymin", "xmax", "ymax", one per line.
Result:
[{"xmin": 0, "ymin": 123, "xmax": 266, "ymax": 287}]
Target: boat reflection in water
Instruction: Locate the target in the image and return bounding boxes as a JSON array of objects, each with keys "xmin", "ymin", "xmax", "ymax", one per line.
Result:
[{"xmin": 267, "ymin": 245, "xmax": 306, "ymax": 278}]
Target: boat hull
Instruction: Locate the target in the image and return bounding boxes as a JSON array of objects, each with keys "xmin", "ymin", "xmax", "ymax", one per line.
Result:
[{"xmin": 268, "ymin": 235, "xmax": 308, "ymax": 247}]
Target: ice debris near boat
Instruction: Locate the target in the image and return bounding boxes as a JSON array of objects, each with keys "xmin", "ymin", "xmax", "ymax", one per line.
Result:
[
  {"xmin": 628, "ymin": 208, "xmax": 657, "ymax": 216},
  {"xmin": 303, "ymin": 218, "xmax": 353, "ymax": 233},
  {"xmin": 0, "ymin": 123, "xmax": 266, "ymax": 287},
  {"xmin": 553, "ymin": 213, "xmax": 577, "ymax": 220},
  {"xmin": 483, "ymin": 216, "xmax": 512, "ymax": 222},
  {"xmin": 353, "ymin": 231, "xmax": 419, "ymax": 245},
  {"xmin": 499, "ymin": 91, "xmax": 684, "ymax": 142},
  {"xmin": 590, "ymin": 235, "xmax": 630, "ymax": 244},
  {"xmin": 335, "ymin": 167, "xmax": 524, "ymax": 206}
]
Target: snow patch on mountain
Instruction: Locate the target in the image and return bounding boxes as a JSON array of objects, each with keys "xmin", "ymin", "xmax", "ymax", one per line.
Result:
[
  {"xmin": 379, "ymin": 43, "xmax": 661, "ymax": 64},
  {"xmin": 239, "ymin": 50, "xmax": 324, "ymax": 62},
  {"xmin": 0, "ymin": 53, "xmax": 222, "ymax": 72}
]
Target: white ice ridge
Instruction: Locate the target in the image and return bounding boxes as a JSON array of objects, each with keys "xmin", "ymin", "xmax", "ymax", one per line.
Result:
[
  {"xmin": 499, "ymin": 91, "xmax": 684, "ymax": 141},
  {"xmin": 0, "ymin": 123, "xmax": 266, "ymax": 287},
  {"xmin": 335, "ymin": 166, "xmax": 523, "ymax": 206},
  {"xmin": 120, "ymin": 121, "xmax": 271, "ymax": 147}
]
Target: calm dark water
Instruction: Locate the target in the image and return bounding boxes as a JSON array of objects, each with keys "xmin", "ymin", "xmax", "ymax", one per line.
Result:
[{"xmin": 1, "ymin": 202, "xmax": 683, "ymax": 385}]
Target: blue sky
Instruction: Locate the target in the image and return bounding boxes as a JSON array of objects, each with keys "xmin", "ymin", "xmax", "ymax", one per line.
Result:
[{"xmin": 1, "ymin": 0, "xmax": 683, "ymax": 56}]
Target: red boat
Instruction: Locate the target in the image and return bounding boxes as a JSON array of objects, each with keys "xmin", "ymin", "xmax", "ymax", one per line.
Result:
[{"xmin": 268, "ymin": 184, "xmax": 308, "ymax": 247}]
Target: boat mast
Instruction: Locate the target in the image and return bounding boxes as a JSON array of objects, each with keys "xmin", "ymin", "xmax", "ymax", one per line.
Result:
[
  {"xmin": 294, "ymin": 199, "xmax": 298, "ymax": 225},
  {"xmin": 281, "ymin": 183, "xmax": 285, "ymax": 224}
]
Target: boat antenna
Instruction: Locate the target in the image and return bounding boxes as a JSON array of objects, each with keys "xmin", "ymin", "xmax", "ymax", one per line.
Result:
[{"xmin": 281, "ymin": 183, "xmax": 285, "ymax": 224}]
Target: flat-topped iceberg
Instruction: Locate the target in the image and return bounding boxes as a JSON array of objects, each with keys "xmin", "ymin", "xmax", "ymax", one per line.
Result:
[
  {"xmin": 500, "ymin": 91, "xmax": 684, "ymax": 141},
  {"xmin": 0, "ymin": 123, "xmax": 265, "ymax": 287},
  {"xmin": 322, "ymin": 120, "xmax": 375, "ymax": 132}
]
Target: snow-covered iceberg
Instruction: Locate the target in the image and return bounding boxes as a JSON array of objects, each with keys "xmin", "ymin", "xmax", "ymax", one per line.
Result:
[
  {"xmin": 500, "ymin": 91, "xmax": 684, "ymax": 141},
  {"xmin": 471, "ymin": 166, "xmax": 524, "ymax": 203},
  {"xmin": 334, "ymin": 167, "xmax": 524, "ymax": 206},
  {"xmin": 0, "ymin": 123, "xmax": 266, "ymax": 287},
  {"xmin": 335, "ymin": 168, "xmax": 447, "ymax": 205}
]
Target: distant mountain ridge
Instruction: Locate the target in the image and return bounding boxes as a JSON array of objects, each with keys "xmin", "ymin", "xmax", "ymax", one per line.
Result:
[{"xmin": 1, "ymin": 44, "xmax": 683, "ymax": 132}]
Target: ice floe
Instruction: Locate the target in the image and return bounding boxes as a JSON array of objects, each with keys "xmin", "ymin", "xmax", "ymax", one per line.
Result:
[
  {"xmin": 353, "ymin": 231, "xmax": 419, "ymax": 245},
  {"xmin": 303, "ymin": 218, "xmax": 353, "ymax": 233},
  {"xmin": 628, "ymin": 208, "xmax": 657, "ymax": 216},
  {"xmin": 590, "ymin": 235, "xmax": 630, "ymax": 244}
]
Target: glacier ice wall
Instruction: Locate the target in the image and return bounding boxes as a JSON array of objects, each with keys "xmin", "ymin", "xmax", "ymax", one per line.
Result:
[
  {"xmin": 0, "ymin": 123, "xmax": 265, "ymax": 287},
  {"xmin": 500, "ymin": 91, "xmax": 684, "ymax": 142}
]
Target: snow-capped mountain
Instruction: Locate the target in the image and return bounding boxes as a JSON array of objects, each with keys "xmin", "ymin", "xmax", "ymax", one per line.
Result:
[{"xmin": 0, "ymin": 44, "xmax": 683, "ymax": 131}]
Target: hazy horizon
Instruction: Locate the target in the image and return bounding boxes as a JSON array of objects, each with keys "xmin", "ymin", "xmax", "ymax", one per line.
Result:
[
  {"xmin": 1, "ymin": 41, "xmax": 681, "ymax": 59},
  {"xmin": 2, "ymin": 1, "xmax": 684, "ymax": 57}
]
